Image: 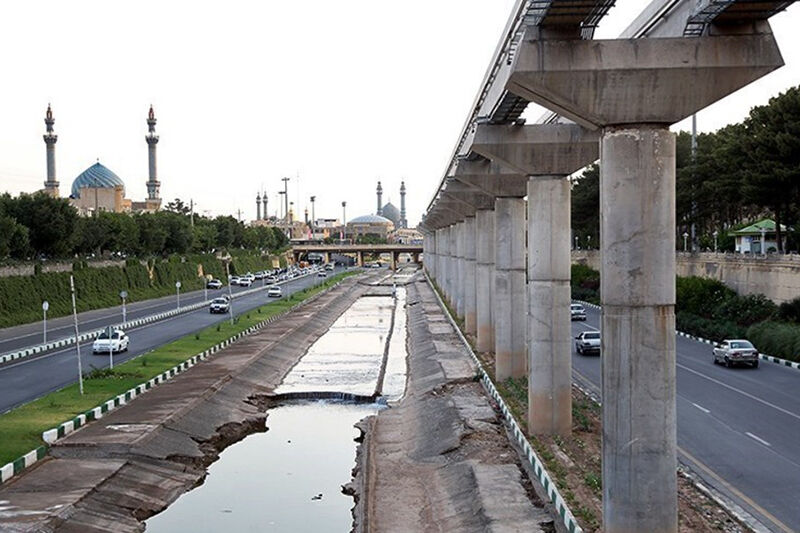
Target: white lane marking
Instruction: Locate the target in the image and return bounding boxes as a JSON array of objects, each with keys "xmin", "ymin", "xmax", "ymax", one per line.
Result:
[
  {"xmin": 678, "ymin": 363, "xmax": 800, "ymax": 423},
  {"xmin": 746, "ymin": 432, "xmax": 771, "ymax": 447},
  {"xmin": 692, "ymin": 403, "xmax": 710, "ymax": 414}
]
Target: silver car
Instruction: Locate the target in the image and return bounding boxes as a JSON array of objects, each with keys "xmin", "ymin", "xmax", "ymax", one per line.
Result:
[
  {"xmin": 575, "ymin": 331, "xmax": 600, "ymax": 355},
  {"xmin": 713, "ymin": 339, "xmax": 759, "ymax": 368}
]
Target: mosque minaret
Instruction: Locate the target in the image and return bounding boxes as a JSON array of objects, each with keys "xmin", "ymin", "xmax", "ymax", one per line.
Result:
[
  {"xmin": 145, "ymin": 105, "xmax": 161, "ymax": 209},
  {"xmin": 43, "ymin": 104, "xmax": 59, "ymax": 197}
]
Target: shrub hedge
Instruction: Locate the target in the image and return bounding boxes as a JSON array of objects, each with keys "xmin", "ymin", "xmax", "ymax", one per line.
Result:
[{"xmin": 0, "ymin": 253, "xmax": 276, "ymax": 329}]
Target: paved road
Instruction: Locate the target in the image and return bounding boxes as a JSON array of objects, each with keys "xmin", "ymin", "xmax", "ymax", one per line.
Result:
[
  {"xmin": 0, "ymin": 268, "xmax": 348, "ymax": 414},
  {"xmin": 0, "ymin": 280, "xmax": 269, "ymax": 356},
  {"xmin": 571, "ymin": 305, "xmax": 800, "ymax": 533}
]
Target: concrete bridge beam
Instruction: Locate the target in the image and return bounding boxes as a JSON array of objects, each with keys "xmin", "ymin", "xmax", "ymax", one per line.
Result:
[
  {"xmin": 475, "ymin": 209, "xmax": 495, "ymax": 352},
  {"xmin": 494, "ymin": 197, "xmax": 526, "ymax": 381},
  {"xmin": 506, "ymin": 31, "xmax": 785, "ymax": 533}
]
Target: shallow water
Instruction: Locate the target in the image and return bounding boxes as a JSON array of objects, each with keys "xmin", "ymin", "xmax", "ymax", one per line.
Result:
[
  {"xmin": 145, "ymin": 401, "xmax": 379, "ymax": 532},
  {"xmin": 146, "ymin": 292, "xmax": 408, "ymax": 532}
]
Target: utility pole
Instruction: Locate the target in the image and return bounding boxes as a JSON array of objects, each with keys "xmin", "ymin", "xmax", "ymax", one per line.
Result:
[
  {"xmin": 69, "ymin": 276, "xmax": 84, "ymax": 395},
  {"xmin": 691, "ymin": 114, "xmax": 698, "ymax": 252},
  {"xmin": 282, "ymin": 176, "xmax": 290, "ymax": 225},
  {"xmin": 190, "ymin": 199, "xmax": 195, "ymax": 227}
]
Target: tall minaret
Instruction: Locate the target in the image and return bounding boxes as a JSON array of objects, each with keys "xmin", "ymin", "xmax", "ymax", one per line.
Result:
[
  {"xmin": 256, "ymin": 192, "xmax": 262, "ymax": 221},
  {"xmin": 145, "ymin": 105, "xmax": 161, "ymax": 209},
  {"xmin": 43, "ymin": 104, "xmax": 59, "ymax": 197},
  {"xmin": 376, "ymin": 181, "xmax": 383, "ymax": 216},
  {"xmin": 262, "ymin": 192, "xmax": 268, "ymax": 220},
  {"xmin": 400, "ymin": 181, "xmax": 407, "ymax": 229}
]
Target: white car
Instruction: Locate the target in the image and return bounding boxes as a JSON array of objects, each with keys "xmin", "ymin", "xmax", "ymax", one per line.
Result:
[
  {"xmin": 570, "ymin": 304, "xmax": 587, "ymax": 321},
  {"xmin": 238, "ymin": 277, "xmax": 253, "ymax": 287},
  {"xmin": 267, "ymin": 285, "xmax": 282, "ymax": 298},
  {"xmin": 575, "ymin": 331, "xmax": 600, "ymax": 355},
  {"xmin": 229, "ymin": 276, "xmax": 241, "ymax": 286},
  {"xmin": 93, "ymin": 330, "xmax": 129, "ymax": 354}
]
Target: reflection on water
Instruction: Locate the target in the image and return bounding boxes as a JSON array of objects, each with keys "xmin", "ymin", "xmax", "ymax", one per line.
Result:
[
  {"xmin": 275, "ymin": 296, "xmax": 395, "ymax": 397},
  {"xmin": 146, "ymin": 290, "xmax": 409, "ymax": 532},
  {"xmin": 146, "ymin": 401, "xmax": 380, "ymax": 533}
]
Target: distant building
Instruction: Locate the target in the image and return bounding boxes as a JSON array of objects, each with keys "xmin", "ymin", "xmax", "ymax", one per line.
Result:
[
  {"xmin": 731, "ymin": 219, "xmax": 787, "ymax": 254},
  {"xmin": 39, "ymin": 104, "xmax": 163, "ymax": 215},
  {"xmin": 375, "ymin": 180, "xmax": 408, "ymax": 229},
  {"xmin": 390, "ymin": 227, "xmax": 423, "ymax": 245},
  {"xmin": 347, "ymin": 214, "xmax": 395, "ymax": 239}
]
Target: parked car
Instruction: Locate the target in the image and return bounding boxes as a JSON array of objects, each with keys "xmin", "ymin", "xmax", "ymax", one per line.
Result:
[
  {"xmin": 209, "ymin": 297, "xmax": 230, "ymax": 314},
  {"xmin": 570, "ymin": 303, "xmax": 587, "ymax": 321},
  {"xmin": 238, "ymin": 277, "xmax": 253, "ymax": 287},
  {"xmin": 713, "ymin": 339, "xmax": 759, "ymax": 368},
  {"xmin": 206, "ymin": 279, "xmax": 223, "ymax": 290},
  {"xmin": 267, "ymin": 285, "xmax": 283, "ymax": 298},
  {"xmin": 92, "ymin": 330, "xmax": 129, "ymax": 354},
  {"xmin": 575, "ymin": 331, "xmax": 600, "ymax": 355}
]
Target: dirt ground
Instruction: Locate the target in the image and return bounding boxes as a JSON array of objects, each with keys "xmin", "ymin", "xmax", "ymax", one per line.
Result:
[{"xmin": 473, "ymin": 349, "xmax": 749, "ymax": 533}]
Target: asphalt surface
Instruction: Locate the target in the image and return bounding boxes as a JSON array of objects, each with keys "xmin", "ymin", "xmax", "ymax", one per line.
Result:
[
  {"xmin": 0, "ymin": 267, "xmax": 348, "ymax": 414},
  {"xmin": 571, "ymin": 304, "xmax": 800, "ymax": 533},
  {"xmin": 0, "ymin": 278, "xmax": 279, "ymax": 356}
]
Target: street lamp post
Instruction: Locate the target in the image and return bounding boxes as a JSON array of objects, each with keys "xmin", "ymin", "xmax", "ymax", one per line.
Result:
[
  {"xmin": 761, "ymin": 227, "xmax": 767, "ymax": 257},
  {"xmin": 683, "ymin": 232, "xmax": 689, "ymax": 252},
  {"xmin": 175, "ymin": 281, "xmax": 182, "ymax": 310},
  {"xmin": 120, "ymin": 291, "xmax": 128, "ymax": 323},
  {"xmin": 587, "ymin": 235, "xmax": 592, "ymax": 250},
  {"xmin": 713, "ymin": 230, "xmax": 719, "ymax": 253},
  {"xmin": 310, "ymin": 196, "xmax": 316, "ymax": 238},
  {"xmin": 574, "ymin": 235, "xmax": 578, "ymax": 250},
  {"xmin": 69, "ymin": 275, "xmax": 84, "ymax": 395},
  {"xmin": 341, "ymin": 201, "xmax": 347, "ymax": 242},
  {"xmin": 42, "ymin": 301, "xmax": 49, "ymax": 344},
  {"xmin": 225, "ymin": 262, "xmax": 234, "ymax": 325}
]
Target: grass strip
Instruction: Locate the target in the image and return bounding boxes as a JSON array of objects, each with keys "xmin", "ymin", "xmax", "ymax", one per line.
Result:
[{"xmin": 0, "ymin": 270, "xmax": 357, "ymax": 465}]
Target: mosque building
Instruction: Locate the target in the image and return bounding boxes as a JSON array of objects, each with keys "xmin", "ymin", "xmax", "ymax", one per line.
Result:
[
  {"xmin": 41, "ymin": 104, "xmax": 163, "ymax": 215},
  {"xmin": 344, "ymin": 180, "xmax": 410, "ymax": 240}
]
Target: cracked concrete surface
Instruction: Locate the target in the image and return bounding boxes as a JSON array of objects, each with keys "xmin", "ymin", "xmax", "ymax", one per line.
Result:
[{"xmin": 354, "ymin": 275, "xmax": 553, "ymax": 532}]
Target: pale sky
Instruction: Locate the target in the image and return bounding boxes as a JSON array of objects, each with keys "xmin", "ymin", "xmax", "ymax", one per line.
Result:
[{"xmin": 1, "ymin": 1, "xmax": 799, "ymax": 227}]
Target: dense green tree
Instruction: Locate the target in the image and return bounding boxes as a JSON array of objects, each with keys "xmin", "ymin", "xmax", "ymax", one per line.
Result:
[
  {"xmin": 0, "ymin": 192, "xmax": 77, "ymax": 257},
  {"xmin": 570, "ymin": 164, "xmax": 599, "ymax": 247}
]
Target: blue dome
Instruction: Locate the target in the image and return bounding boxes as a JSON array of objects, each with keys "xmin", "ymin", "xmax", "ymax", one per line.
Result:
[
  {"xmin": 349, "ymin": 214, "xmax": 394, "ymax": 225},
  {"xmin": 70, "ymin": 162, "xmax": 125, "ymax": 199}
]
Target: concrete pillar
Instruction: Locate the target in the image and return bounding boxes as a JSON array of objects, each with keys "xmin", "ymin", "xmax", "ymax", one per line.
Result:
[
  {"xmin": 443, "ymin": 226, "xmax": 453, "ymax": 304},
  {"xmin": 527, "ymin": 176, "xmax": 572, "ymax": 436},
  {"xmin": 494, "ymin": 197, "xmax": 526, "ymax": 380},
  {"xmin": 476, "ymin": 209, "xmax": 495, "ymax": 352},
  {"xmin": 601, "ymin": 125, "xmax": 677, "ymax": 532},
  {"xmin": 455, "ymin": 221, "xmax": 465, "ymax": 319},
  {"xmin": 357, "ymin": 251, "xmax": 364, "ymax": 267},
  {"xmin": 438, "ymin": 228, "xmax": 447, "ymax": 295},
  {"xmin": 463, "ymin": 216, "xmax": 477, "ymax": 335},
  {"xmin": 449, "ymin": 225, "xmax": 458, "ymax": 309},
  {"xmin": 391, "ymin": 252, "xmax": 397, "ymax": 271}
]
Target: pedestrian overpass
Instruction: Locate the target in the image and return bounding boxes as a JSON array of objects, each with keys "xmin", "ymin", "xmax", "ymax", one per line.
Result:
[{"xmin": 291, "ymin": 244, "xmax": 423, "ymax": 270}]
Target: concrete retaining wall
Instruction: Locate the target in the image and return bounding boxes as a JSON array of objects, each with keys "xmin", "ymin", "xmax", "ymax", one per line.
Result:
[{"xmin": 572, "ymin": 250, "xmax": 800, "ymax": 304}]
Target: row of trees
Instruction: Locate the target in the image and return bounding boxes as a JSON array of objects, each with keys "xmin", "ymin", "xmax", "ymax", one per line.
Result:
[
  {"xmin": 0, "ymin": 194, "xmax": 289, "ymax": 260},
  {"xmin": 572, "ymin": 85, "xmax": 800, "ymax": 252}
]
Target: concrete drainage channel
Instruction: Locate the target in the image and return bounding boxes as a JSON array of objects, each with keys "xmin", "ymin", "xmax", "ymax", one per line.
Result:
[{"xmin": 145, "ymin": 285, "xmax": 409, "ymax": 531}]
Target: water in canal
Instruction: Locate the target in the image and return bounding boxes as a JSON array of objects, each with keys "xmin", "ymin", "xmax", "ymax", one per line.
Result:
[{"xmin": 146, "ymin": 287, "xmax": 408, "ymax": 532}]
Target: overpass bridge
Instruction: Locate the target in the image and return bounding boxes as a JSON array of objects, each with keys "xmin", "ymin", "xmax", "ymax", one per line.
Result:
[
  {"xmin": 291, "ymin": 244, "xmax": 422, "ymax": 269},
  {"xmin": 420, "ymin": 1, "xmax": 796, "ymax": 531}
]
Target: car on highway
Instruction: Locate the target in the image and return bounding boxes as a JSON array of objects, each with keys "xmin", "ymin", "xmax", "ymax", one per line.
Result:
[
  {"xmin": 92, "ymin": 329, "xmax": 129, "ymax": 354},
  {"xmin": 238, "ymin": 277, "xmax": 253, "ymax": 287},
  {"xmin": 325, "ymin": 263, "xmax": 334, "ymax": 271},
  {"xmin": 575, "ymin": 331, "xmax": 600, "ymax": 355},
  {"xmin": 570, "ymin": 303, "xmax": 587, "ymax": 321},
  {"xmin": 713, "ymin": 339, "xmax": 759, "ymax": 368},
  {"xmin": 243, "ymin": 273, "xmax": 255, "ymax": 282},
  {"xmin": 209, "ymin": 297, "xmax": 230, "ymax": 314},
  {"xmin": 317, "ymin": 271, "xmax": 327, "ymax": 277},
  {"xmin": 229, "ymin": 276, "xmax": 241, "ymax": 286},
  {"xmin": 267, "ymin": 285, "xmax": 282, "ymax": 298},
  {"xmin": 206, "ymin": 279, "xmax": 223, "ymax": 289}
]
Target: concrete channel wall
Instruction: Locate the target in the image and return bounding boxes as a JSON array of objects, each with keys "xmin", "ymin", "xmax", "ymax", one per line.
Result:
[{"xmin": 572, "ymin": 250, "xmax": 800, "ymax": 304}]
